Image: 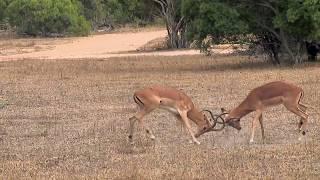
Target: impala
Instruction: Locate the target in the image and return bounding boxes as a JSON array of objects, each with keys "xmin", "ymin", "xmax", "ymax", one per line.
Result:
[
  {"xmin": 222, "ymin": 81, "xmax": 308, "ymax": 143},
  {"xmin": 128, "ymin": 86, "xmax": 211, "ymax": 145}
]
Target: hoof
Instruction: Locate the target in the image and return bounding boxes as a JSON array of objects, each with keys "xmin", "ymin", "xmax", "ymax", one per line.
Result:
[
  {"xmin": 189, "ymin": 140, "xmax": 200, "ymax": 145},
  {"xmin": 150, "ymin": 135, "xmax": 156, "ymax": 140},
  {"xmin": 193, "ymin": 140, "xmax": 201, "ymax": 145}
]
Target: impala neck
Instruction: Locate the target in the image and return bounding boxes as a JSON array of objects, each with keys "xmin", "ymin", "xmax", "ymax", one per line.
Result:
[
  {"xmin": 187, "ymin": 107, "xmax": 208, "ymax": 128},
  {"xmin": 230, "ymin": 100, "xmax": 253, "ymax": 119}
]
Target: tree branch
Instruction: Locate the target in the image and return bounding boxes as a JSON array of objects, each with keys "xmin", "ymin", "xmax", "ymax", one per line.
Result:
[
  {"xmin": 152, "ymin": 0, "xmax": 167, "ymax": 16},
  {"xmin": 256, "ymin": 1, "xmax": 277, "ymax": 14},
  {"xmin": 255, "ymin": 20, "xmax": 281, "ymax": 40},
  {"xmin": 175, "ymin": 16, "xmax": 185, "ymax": 32}
]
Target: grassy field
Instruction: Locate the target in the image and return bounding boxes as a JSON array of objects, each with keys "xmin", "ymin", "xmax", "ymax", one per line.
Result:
[{"xmin": 0, "ymin": 55, "xmax": 320, "ymax": 179}]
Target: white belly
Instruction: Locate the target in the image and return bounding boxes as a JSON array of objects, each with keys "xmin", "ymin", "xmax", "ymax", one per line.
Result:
[{"xmin": 160, "ymin": 105, "xmax": 179, "ymax": 115}]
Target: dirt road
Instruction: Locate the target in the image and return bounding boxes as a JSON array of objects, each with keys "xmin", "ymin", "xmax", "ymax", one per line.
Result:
[{"xmin": 0, "ymin": 29, "xmax": 203, "ymax": 61}]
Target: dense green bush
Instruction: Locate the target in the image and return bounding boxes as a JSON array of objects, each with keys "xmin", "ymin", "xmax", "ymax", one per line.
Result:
[
  {"xmin": 182, "ymin": 0, "xmax": 248, "ymax": 42},
  {"xmin": 5, "ymin": 0, "xmax": 90, "ymax": 36},
  {"xmin": 78, "ymin": 0, "xmax": 158, "ymax": 28},
  {"xmin": 0, "ymin": 0, "xmax": 11, "ymax": 22},
  {"xmin": 0, "ymin": 1, "xmax": 6, "ymax": 21},
  {"xmin": 182, "ymin": 0, "xmax": 320, "ymax": 64}
]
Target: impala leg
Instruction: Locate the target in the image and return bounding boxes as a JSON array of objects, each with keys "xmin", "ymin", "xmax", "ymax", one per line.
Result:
[
  {"xmin": 174, "ymin": 114, "xmax": 184, "ymax": 132},
  {"xmin": 140, "ymin": 117, "xmax": 156, "ymax": 140},
  {"xmin": 298, "ymin": 104, "xmax": 307, "ymax": 131},
  {"xmin": 299, "ymin": 103, "xmax": 307, "ymax": 112},
  {"xmin": 179, "ymin": 111, "xmax": 200, "ymax": 145},
  {"xmin": 258, "ymin": 113, "xmax": 265, "ymax": 143},
  {"xmin": 128, "ymin": 116, "xmax": 137, "ymax": 142},
  {"xmin": 250, "ymin": 111, "xmax": 262, "ymax": 143},
  {"xmin": 128, "ymin": 108, "xmax": 155, "ymax": 143},
  {"xmin": 285, "ymin": 104, "xmax": 308, "ymax": 140}
]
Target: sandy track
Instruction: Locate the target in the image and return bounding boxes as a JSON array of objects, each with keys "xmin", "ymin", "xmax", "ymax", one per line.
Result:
[{"xmin": 0, "ymin": 29, "xmax": 204, "ymax": 61}]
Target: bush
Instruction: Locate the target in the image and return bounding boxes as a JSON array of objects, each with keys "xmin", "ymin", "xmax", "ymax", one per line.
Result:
[{"xmin": 6, "ymin": 0, "xmax": 91, "ymax": 36}]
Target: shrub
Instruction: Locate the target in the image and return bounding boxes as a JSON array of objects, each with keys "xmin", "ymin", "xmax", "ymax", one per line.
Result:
[{"xmin": 6, "ymin": 0, "xmax": 91, "ymax": 36}]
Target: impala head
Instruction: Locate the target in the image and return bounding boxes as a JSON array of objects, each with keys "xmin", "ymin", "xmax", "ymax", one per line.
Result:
[
  {"xmin": 198, "ymin": 112, "xmax": 211, "ymax": 131},
  {"xmin": 221, "ymin": 108, "xmax": 241, "ymax": 130},
  {"xmin": 194, "ymin": 108, "xmax": 231, "ymax": 137},
  {"xmin": 191, "ymin": 110, "xmax": 212, "ymax": 137}
]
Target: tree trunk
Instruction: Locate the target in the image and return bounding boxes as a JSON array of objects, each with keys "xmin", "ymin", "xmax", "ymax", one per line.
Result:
[
  {"xmin": 165, "ymin": 16, "xmax": 186, "ymax": 48},
  {"xmin": 279, "ymin": 29, "xmax": 296, "ymax": 64},
  {"xmin": 153, "ymin": 0, "xmax": 187, "ymax": 49}
]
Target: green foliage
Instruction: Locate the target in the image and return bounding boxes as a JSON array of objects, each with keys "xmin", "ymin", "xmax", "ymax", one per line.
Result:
[
  {"xmin": 78, "ymin": 0, "xmax": 158, "ymax": 27},
  {"xmin": 306, "ymin": 0, "xmax": 320, "ymax": 39},
  {"xmin": 0, "ymin": 1, "xmax": 6, "ymax": 21},
  {"xmin": 0, "ymin": 0, "xmax": 12, "ymax": 21},
  {"xmin": 273, "ymin": 0, "xmax": 319, "ymax": 40},
  {"xmin": 2, "ymin": 0, "xmax": 159, "ymax": 35},
  {"xmin": 182, "ymin": 0, "xmax": 248, "ymax": 44},
  {"xmin": 107, "ymin": 0, "xmax": 158, "ymax": 25},
  {"xmin": 183, "ymin": 0, "xmax": 320, "ymax": 63},
  {"xmin": 5, "ymin": 0, "xmax": 90, "ymax": 36}
]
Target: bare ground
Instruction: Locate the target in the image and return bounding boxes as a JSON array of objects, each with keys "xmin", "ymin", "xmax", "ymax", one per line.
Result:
[
  {"xmin": 0, "ymin": 55, "xmax": 320, "ymax": 179},
  {"xmin": 0, "ymin": 28, "xmax": 242, "ymax": 61},
  {"xmin": 0, "ymin": 29, "xmax": 172, "ymax": 60}
]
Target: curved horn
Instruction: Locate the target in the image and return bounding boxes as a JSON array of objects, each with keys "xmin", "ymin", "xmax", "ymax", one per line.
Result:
[
  {"xmin": 210, "ymin": 113, "xmax": 226, "ymax": 131},
  {"xmin": 194, "ymin": 109, "xmax": 216, "ymax": 137},
  {"xmin": 202, "ymin": 109, "xmax": 217, "ymax": 128},
  {"xmin": 195, "ymin": 110, "xmax": 227, "ymax": 137}
]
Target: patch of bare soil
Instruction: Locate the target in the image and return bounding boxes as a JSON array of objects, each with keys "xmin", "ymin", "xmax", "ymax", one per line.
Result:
[
  {"xmin": 0, "ymin": 29, "xmax": 169, "ymax": 60},
  {"xmin": 0, "ymin": 28, "xmax": 247, "ymax": 61}
]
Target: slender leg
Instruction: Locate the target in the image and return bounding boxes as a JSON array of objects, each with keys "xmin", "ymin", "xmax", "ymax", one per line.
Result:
[
  {"xmin": 128, "ymin": 116, "xmax": 137, "ymax": 143},
  {"xmin": 179, "ymin": 110, "xmax": 200, "ymax": 145},
  {"xmin": 250, "ymin": 111, "xmax": 262, "ymax": 143},
  {"xmin": 174, "ymin": 114, "xmax": 184, "ymax": 132},
  {"xmin": 285, "ymin": 104, "xmax": 308, "ymax": 140},
  {"xmin": 298, "ymin": 104, "xmax": 307, "ymax": 131},
  {"xmin": 139, "ymin": 117, "xmax": 155, "ymax": 140},
  {"xmin": 258, "ymin": 113, "xmax": 265, "ymax": 143},
  {"xmin": 128, "ymin": 108, "xmax": 155, "ymax": 144},
  {"xmin": 299, "ymin": 103, "xmax": 307, "ymax": 112}
]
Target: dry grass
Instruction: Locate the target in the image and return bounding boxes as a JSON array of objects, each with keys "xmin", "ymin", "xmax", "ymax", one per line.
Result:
[
  {"xmin": 0, "ymin": 38, "xmax": 71, "ymax": 56},
  {"xmin": 94, "ymin": 25, "xmax": 165, "ymax": 35},
  {"xmin": 0, "ymin": 55, "xmax": 320, "ymax": 179},
  {"xmin": 136, "ymin": 37, "xmax": 169, "ymax": 52}
]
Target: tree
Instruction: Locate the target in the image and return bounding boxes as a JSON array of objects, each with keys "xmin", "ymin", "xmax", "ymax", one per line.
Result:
[
  {"xmin": 183, "ymin": 0, "xmax": 320, "ymax": 64},
  {"xmin": 153, "ymin": 0, "xmax": 187, "ymax": 48},
  {"xmin": 6, "ymin": 0, "xmax": 90, "ymax": 36},
  {"xmin": 77, "ymin": 0, "xmax": 158, "ymax": 29},
  {"xmin": 182, "ymin": 0, "xmax": 248, "ymax": 46},
  {"xmin": 78, "ymin": 0, "xmax": 105, "ymax": 28},
  {"xmin": 0, "ymin": 1, "xmax": 6, "ymax": 22},
  {"xmin": 0, "ymin": 0, "xmax": 12, "ymax": 22}
]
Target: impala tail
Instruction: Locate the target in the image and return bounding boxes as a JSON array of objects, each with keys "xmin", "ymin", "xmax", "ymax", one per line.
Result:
[{"xmin": 133, "ymin": 94, "xmax": 144, "ymax": 107}]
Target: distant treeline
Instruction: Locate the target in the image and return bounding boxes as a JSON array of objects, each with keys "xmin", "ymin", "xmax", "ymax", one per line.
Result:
[
  {"xmin": 1, "ymin": 0, "xmax": 319, "ymax": 64},
  {"xmin": 0, "ymin": 0, "xmax": 158, "ymax": 36}
]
